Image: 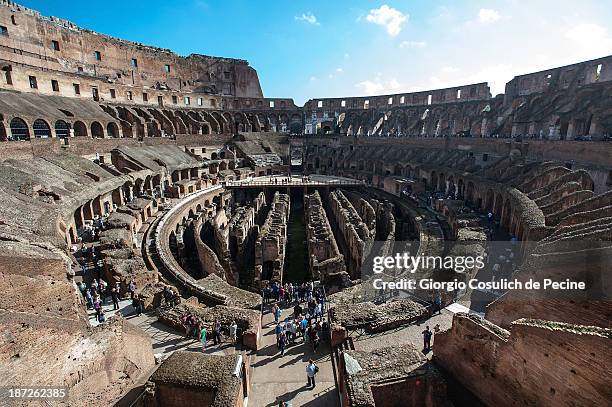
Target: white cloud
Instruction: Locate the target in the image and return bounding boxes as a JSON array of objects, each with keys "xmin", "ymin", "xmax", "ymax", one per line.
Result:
[
  {"xmin": 565, "ymin": 23, "xmax": 612, "ymax": 57},
  {"xmin": 566, "ymin": 23, "xmax": 608, "ymax": 43},
  {"xmin": 355, "ymin": 77, "xmax": 402, "ymax": 94},
  {"xmin": 295, "ymin": 12, "xmax": 319, "ymax": 25},
  {"xmin": 365, "ymin": 5, "xmax": 407, "ymax": 36},
  {"xmin": 441, "ymin": 66, "xmax": 459, "ymax": 73},
  {"xmin": 479, "ymin": 9, "xmax": 500, "ymax": 24},
  {"xmin": 336, "ymin": 68, "xmax": 344, "ymax": 73},
  {"xmin": 399, "ymin": 40, "xmax": 426, "ymax": 48}
]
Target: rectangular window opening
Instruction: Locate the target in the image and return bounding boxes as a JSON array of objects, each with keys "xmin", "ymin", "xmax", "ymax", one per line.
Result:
[
  {"xmin": 126, "ymin": 91, "xmax": 133, "ymax": 101},
  {"xmin": 52, "ymin": 40, "xmax": 60, "ymax": 51},
  {"xmin": 94, "ymin": 51, "xmax": 101, "ymax": 61},
  {"xmin": 51, "ymin": 79, "xmax": 59, "ymax": 92},
  {"xmin": 457, "ymin": 89, "xmax": 461, "ymax": 99},
  {"xmin": 131, "ymin": 58, "xmax": 138, "ymax": 68},
  {"xmin": 1, "ymin": 25, "xmax": 9, "ymax": 36},
  {"xmin": 341, "ymin": 100, "xmax": 346, "ymax": 107},
  {"xmin": 29, "ymin": 75, "xmax": 38, "ymax": 89},
  {"xmin": 73, "ymin": 83, "xmax": 80, "ymax": 95},
  {"xmin": 110, "ymin": 89, "xmax": 116, "ymax": 99},
  {"xmin": 143, "ymin": 93, "xmax": 148, "ymax": 102},
  {"xmin": 427, "ymin": 94, "xmax": 432, "ymax": 105},
  {"xmin": 388, "ymin": 97, "xmax": 393, "ymax": 105},
  {"xmin": 270, "ymin": 100, "xmax": 275, "ymax": 108},
  {"xmin": 595, "ymin": 63, "xmax": 603, "ymax": 81},
  {"xmin": 317, "ymin": 100, "xmax": 323, "ymax": 108},
  {"xmin": 165, "ymin": 64, "xmax": 170, "ymax": 73},
  {"xmin": 184, "ymin": 96, "xmax": 190, "ymax": 105}
]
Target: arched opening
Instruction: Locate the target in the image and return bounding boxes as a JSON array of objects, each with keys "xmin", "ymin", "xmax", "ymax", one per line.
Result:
[
  {"xmin": 54, "ymin": 120, "xmax": 69, "ymax": 139},
  {"xmin": 394, "ymin": 164, "xmax": 403, "ymax": 176},
  {"xmin": 502, "ymin": 199, "xmax": 512, "ymax": 228},
  {"xmin": 485, "ymin": 190, "xmax": 495, "ymax": 212},
  {"xmin": 0, "ymin": 122, "xmax": 7, "ymax": 141},
  {"xmin": 32, "ymin": 119, "xmax": 51, "ymax": 138},
  {"xmin": 10, "ymin": 117, "xmax": 29, "ymax": 141},
  {"xmin": 91, "ymin": 121, "xmax": 104, "ymax": 138},
  {"xmin": 107, "ymin": 122, "xmax": 119, "ymax": 138},
  {"xmin": 74, "ymin": 121, "xmax": 88, "ymax": 137}
]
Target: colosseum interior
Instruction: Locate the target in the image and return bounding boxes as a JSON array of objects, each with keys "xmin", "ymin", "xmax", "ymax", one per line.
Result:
[{"xmin": 0, "ymin": 1, "xmax": 610, "ymax": 407}]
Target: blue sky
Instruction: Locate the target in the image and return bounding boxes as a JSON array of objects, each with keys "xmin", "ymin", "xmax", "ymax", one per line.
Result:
[{"xmin": 20, "ymin": 1, "xmax": 612, "ymax": 105}]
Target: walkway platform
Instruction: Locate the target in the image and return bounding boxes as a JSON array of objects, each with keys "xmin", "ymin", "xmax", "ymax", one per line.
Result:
[{"xmin": 225, "ymin": 174, "xmax": 364, "ymax": 189}]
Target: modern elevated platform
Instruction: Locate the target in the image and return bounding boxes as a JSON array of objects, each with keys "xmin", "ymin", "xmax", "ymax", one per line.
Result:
[{"xmin": 224, "ymin": 174, "xmax": 365, "ymax": 189}]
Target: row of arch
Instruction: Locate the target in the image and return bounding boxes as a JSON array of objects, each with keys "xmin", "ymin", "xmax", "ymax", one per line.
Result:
[{"xmin": 0, "ymin": 117, "xmax": 118, "ymax": 141}]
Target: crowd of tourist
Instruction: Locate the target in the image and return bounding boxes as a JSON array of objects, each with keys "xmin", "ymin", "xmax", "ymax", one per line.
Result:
[{"xmin": 179, "ymin": 314, "xmax": 238, "ymax": 352}]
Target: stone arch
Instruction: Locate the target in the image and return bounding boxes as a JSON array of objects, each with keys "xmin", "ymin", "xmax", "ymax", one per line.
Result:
[
  {"xmin": 107, "ymin": 122, "xmax": 120, "ymax": 138},
  {"xmin": 393, "ymin": 164, "xmax": 403, "ymax": 176},
  {"xmin": 54, "ymin": 120, "xmax": 70, "ymax": 138},
  {"xmin": 91, "ymin": 121, "xmax": 104, "ymax": 138},
  {"xmin": 74, "ymin": 121, "xmax": 88, "ymax": 137},
  {"xmin": 33, "ymin": 119, "xmax": 51, "ymax": 138},
  {"xmin": 10, "ymin": 117, "xmax": 29, "ymax": 140}
]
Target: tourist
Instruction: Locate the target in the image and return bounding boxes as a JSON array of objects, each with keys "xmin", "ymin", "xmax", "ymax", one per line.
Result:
[
  {"xmin": 85, "ymin": 288, "xmax": 94, "ymax": 309},
  {"xmin": 312, "ymin": 328, "xmax": 320, "ymax": 352},
  {"xmin": 288, "ymin": 319, "xmax": 297, "ymax": 343},
  {"xmin": 274, "ymin": 304, "xmax": 282, "ymax": 323},
  {"xmin": 200, "ymin": 323, "xmax": 207, "ymax": 352},
  {"xmin": 111, "ymin": 287, "xmax": 120, "ymax": 310},
  {"xmin": 275, "ymin": 323, "xmax": 283, "ymax": 348},
  {"xmin": 422, "ymin": 326, "xmax": 433, "ymax": 352},
  {"xmin": 132, "ymin": 296, "xmax": 143, "ymax": 316},
  {"xmin": 315, "ymin": 301, "xmax": 323, "ymax": 321},
  {"xmin": 213, "ymin": 320, "xmax": 222, "ymax": 345},
  {"xmin": 128, "ymin": 280, "xmax": 136, "ymax": 300},
  {"xmin": 278, "ymin": 331, "xmax": 288, "ymax": 356},
  {"xmin": 230, "ymin": 320, "xmax": 238, "ymax": 344},
  {"xmin": 300, "ymin": 316, "xmax": 308, "ymax": 341},
  {"xmin": 271, "ymin": 303, "xmax": 279, "ymax": 322},
  {"xmin": 306, "ymin": 360, "xmax": 318, "ymax": 389},
  {"xmin": 98, "ymin": 309, "xmax": 106, "ymax": 323},
  {"xmin": 293, "ymin": 302, "xmax": 302, "ymax": 319}
]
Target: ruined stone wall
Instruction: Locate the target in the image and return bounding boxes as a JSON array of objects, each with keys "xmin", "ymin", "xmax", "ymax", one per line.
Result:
[
  {"xmin": 229, "ymin": 192, "xmax": 266, "ymax": 279},
  {"xmin": 254, "ymin": 191, "xmax": 289, "ymax": 284},
  {"xmin": 0, "ymin": 1, "xmax": 262, "ymax": 102},
  {"xmin": 329, "ymin": 189, "xmax": 373, "ymax": 277},
  {"xmin": 504, "ymin": 55, "xmax": 612, "ymax": 104},
  {"xmin": 435, "ymin": 314, "xmax": 612, "ymax": 407},
  {"xmin": 304, "ymin": 190, "xmax": 346, "ymax": 280}
]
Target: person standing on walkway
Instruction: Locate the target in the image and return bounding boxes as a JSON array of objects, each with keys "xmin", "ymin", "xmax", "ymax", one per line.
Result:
[
  {"xmin": 279, "ymin": 332, "xmax": 287, "ymax": 356},
  {"xmin": 111, "ymin": 287, "xmax": 120, "ymax": 310},
  {"xmin": 275, "ymin": 304, "xmax": 282, "ymax": 324},
  {"xmin": 200, "ymin": 324, "xmax": 207, "ymax": 352},
  {"xmin": 230, "ymin": 320, "xmax": 238, "ymax": 344},
  {"xmin": 271, "ymin": 303, "xmax": 279, "ymax": 323},
  {"xmin": 422, "ymin": 326, "xmax": 433, "ymax": 352},
  {"xmin": 213, "ymin": 319, "xmax": 222, "ymax": 346},
  {"xmin": 306, "ymin": 360, "xmax": 317, "ymax": 389}
]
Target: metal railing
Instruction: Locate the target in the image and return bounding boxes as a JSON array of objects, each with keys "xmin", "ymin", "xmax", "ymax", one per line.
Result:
[{"xmin": 225, "ymin": 179, "xmax": 365, "ymax": 187}]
